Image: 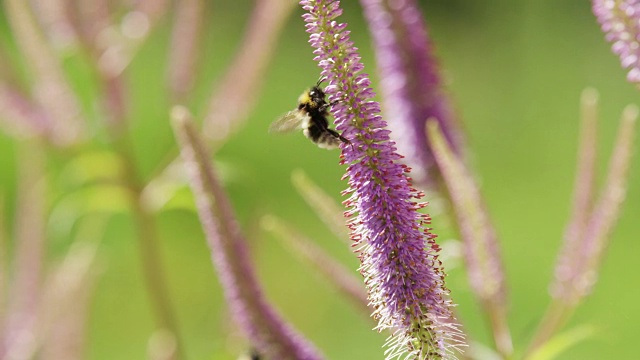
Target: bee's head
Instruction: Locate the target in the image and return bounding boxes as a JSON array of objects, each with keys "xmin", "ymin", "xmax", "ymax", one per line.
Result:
[{"xmin": 308, "ymin": 86, "xmax": 326, "ymax": 104}]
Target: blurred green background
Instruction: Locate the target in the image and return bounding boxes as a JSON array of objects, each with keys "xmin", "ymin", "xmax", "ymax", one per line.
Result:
[{"xmin": 1, "ymin": 0, "xmax": 639, "ymax": 359}]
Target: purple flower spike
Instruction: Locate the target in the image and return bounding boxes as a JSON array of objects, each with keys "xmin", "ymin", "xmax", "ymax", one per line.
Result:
[
  {"xmin": 360, "ymin": 0, "xmax": 463, "ymax": 187},
  {"xmin": 593, "ymin": 0, "xmax": 640, "ymax": 83},
  {"xmin": 300, "ymin": 1, "xmax": 464, "ymax": 358}
]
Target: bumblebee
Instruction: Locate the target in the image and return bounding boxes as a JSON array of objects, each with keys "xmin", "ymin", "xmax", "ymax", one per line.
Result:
[{"xmin": 269, "ymin": 81, "xmax": 350, "ymax": 149}]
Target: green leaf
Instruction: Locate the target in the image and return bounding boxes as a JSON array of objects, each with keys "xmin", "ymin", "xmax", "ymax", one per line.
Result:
[{"xmin": 528, "ymin": 325, "xmax": 597, "ymax": 360}]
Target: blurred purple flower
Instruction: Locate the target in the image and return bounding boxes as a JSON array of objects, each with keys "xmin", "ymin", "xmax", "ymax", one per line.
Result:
[
  {"xmin": 4, "ymin": 0, "xmax": 85, "ymax": 146},
  {"xmin": 1, "ymin": 143, "xmax": 46, "ymax": 359},
  {"xmin": 593, "ymin": 0, "xmax": 640, "ymax": 83},
  {"xmin": 360, "ymin": 0, "xmax": 463, "ymax": 187},
  {"xmin": 172, "ymin": 107, "xmax": 323, "ymax": 360},
  {"xmin": 300, "ymin": 0, "xmax": 464, "ymax": 358},
  {"xmin": 203, "ymin": 0, "xmax": 296, "ymax": 143},
  {"xmin": 0, "ymin": 84, "xmax": 51, "ymax": 138},
  {"xmin": 167, "ymin": 0, "xmax": 204, "ymax": 100},
  {"xmin": 526, "ymin": 92, "xmax": 638, "ymax": 356},
  {"xmin": 557, "ymin": 98, "xmax": 638, "ymax": 304},
  {"xmin": 427, "ymin": 121, "xmax": 511, "ymax": 357}
]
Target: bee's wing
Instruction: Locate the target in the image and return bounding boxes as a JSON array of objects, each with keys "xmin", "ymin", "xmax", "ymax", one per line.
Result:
[
  {"xmin": 269, "ymin": 110, "xmax": 307, "ymax": 134},
  {"xmin": 314, "ymin": 131, "xmax": 343, "ymax": 150}
]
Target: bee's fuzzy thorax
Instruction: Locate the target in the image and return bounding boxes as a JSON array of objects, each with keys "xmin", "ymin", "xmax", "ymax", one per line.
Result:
[{"xmin": 298, "ymin": 90, "xmax": 312, "ymax": 107}]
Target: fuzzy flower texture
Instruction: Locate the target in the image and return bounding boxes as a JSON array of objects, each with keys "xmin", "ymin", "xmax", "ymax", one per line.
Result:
[
  {"xmin": 593, "ymin": 0, "xmax": 640, "ymax": 83},
  {"xmin": 300, "ymin": 0, "xmax": 464, "ymax": 358}
]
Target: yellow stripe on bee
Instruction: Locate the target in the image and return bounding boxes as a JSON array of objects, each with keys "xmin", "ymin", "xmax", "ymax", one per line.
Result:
[{"xmin": 298, "ymin": 90, "xmax": 314, "ymax": 107}]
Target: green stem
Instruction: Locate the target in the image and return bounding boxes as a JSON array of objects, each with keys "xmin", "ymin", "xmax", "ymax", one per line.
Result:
[
  {"xmin": 484, "ymin": 301, "xmax": 513, "ymax": 359},
  {"xmin": 524, "ymin": 300, "xmax": 574, "ymax": 359},
  {"xmin": 116, "ymin": 138, "xmax": 184, "ymax": 360},
  {"xmin": 99, "ymin": 58, "xmax": 184, "ymax": 359}
]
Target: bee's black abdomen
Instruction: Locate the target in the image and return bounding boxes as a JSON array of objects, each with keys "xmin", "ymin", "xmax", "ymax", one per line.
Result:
[
  {"xmin": 305, "ymin": 117, "xmax": 325, "ymax": 143},
  {"xmin": 304, "ymin": 113, "xmax": 348, "ymax": 149}
]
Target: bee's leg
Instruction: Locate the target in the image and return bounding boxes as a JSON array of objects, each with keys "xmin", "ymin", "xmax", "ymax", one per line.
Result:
[
  {"xmin": 327, "ymin": 128, "xmax": 351, "ymax": 146},
  {"xmin": 320, "ymin": 100, "xmax": 340, "ymax": 113}
]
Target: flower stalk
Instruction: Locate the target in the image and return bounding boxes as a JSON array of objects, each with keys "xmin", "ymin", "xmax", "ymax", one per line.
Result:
[
  {"xmin": 1, "ymin": 141, "xmax": 46, "ymax": 359},
  {"xmin": 261, "ymin": 215, "xmax": 370, "ymax": 316},
  {"xmin": 291, "ymin": 169, "xmax": 350, "ymax": 243},
  {"xmin": 40, "ymin": 240, "xmax": 99, "ymax": 360}
]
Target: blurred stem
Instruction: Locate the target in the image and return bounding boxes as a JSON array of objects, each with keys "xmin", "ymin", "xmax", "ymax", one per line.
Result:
[
  {"xmin": 100, "ymin": 70, "xmax": 182, "ymax": 358},
  {"xmin": 261, "ymin": 215, "xmax": 369, "ymax": 316},
  {"xmin": 0, "ymin": 195, "xmax": 5, "ymax": 343},
  {"xmin": 40, "ymin": 217, "xmax": 105, "ymax": 360},
  {"xmin": 2, "ymin": 140, "xmax": 47, "ymax": 359},
  {"xmin": 524, "ymin": 300, "xmax": 574, "ymax": 359},
  {"xmin": 290, "ymin": 169, "xmax": 350, "ymax": 244},
  {"xmin": 167, "ymin": 0, "xmax": 204, "ymax": 101},
  {"xmin": 484, "ymin": 302, "xmax": 514, "ymax": 360},
  {"xmin": 113, "ymin": 137, "xmax": 184, "ymax": 360},
  {"xmin": 103, "ymin": 76, "xmax": 128, "ymax": 133},
  {"xmin": 86, "ymin": 11, "xmax": 183, "ymax": 353}
]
